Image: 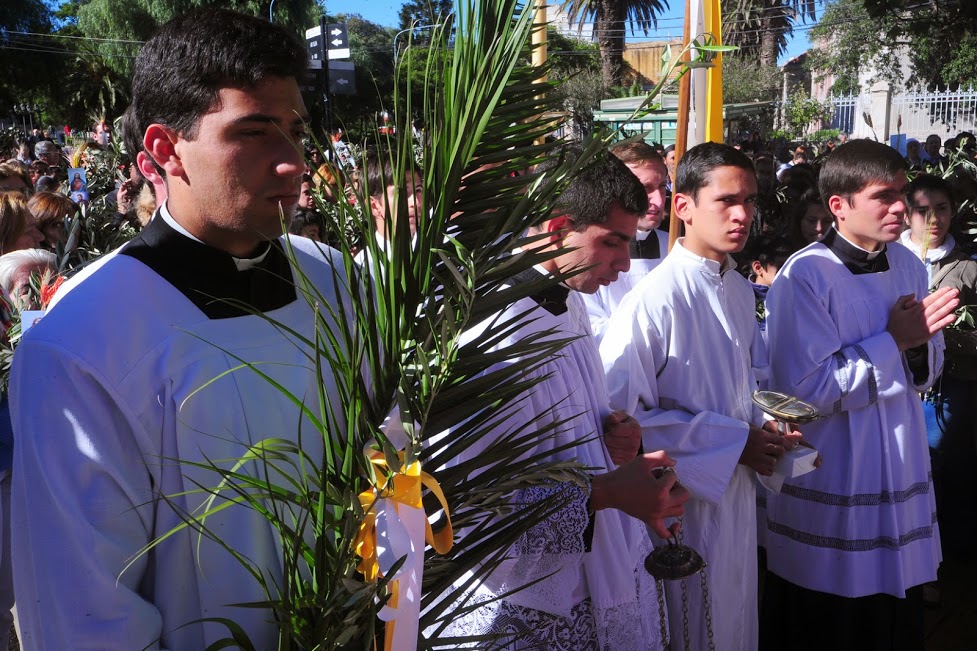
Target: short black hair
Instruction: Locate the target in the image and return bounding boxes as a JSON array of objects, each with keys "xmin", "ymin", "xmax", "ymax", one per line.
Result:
[
  {"xmin": 360, "ymin": 147, "xmax": 397, "ymax": 199},
  {"xmin": 676, "ymin": 142, "xmax": 756, "ymax": 202},
  {"xmin": 741, "ymin": 232, "xmax": 796, "ymax": 273},
  {"xmin": 120, "ymin": 106, "xmax": 143, "ymax": 165},
  {"xmin": 906, "ymin": 174, "xmax": 954, "ymax": 208},
  {"xmin": 129, "ymin": 9, "xmax": 307, "ymax": 166},
  {"xmin": 786, "ymin": 186, "xmax": 827, "ymax": 247},
  {"xmin": 288, "ymin": 207, "xmax": 325, "ymax": 235},
  {"xmin": 544, "ymin": 148, "xmax": 648, "ymax": 231},
  {"xmin": 819, "ymin": 139, "xmax": 907, "ymax": 209}
]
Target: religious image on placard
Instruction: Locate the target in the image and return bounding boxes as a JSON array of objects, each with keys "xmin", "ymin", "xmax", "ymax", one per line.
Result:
[{"xmin": 67, "ymin": 167, "xmax": 89, "ymax": 203}]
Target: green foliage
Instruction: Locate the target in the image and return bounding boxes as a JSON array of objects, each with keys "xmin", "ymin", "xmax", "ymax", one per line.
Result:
[
  {"xmin": 398, "ymin": 0, "xmax": 454, "ymax": 31},
  {"xmin": 782, "ymin": 90, "xmax": 831, "ymax": 139},
  {"xmin": 0, "ymin": 0, "xmax": 59, "ymax": 116},
  {"xmin": 810, "ymin": 0, "xmax": 977, "ymax": 93},
  {"xmin": 547, "ymin": 28, "xmax": 605, "ymax": 136},
  {"xmin": 809, "ymin": 128, "xmax": 841, "ymax": 142},
  {"xmin": 319, "ymin": 13, "xmax": 398, "ymax": 141},
  {"xmin": 722, "ymin": 54, "xmax": 781, "ymax": 104}
]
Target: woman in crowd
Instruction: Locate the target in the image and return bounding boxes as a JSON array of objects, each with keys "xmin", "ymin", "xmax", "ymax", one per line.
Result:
[
  {"xmin": 0, "ymin": 193, "xmax": 43, "ymax": 255},
  {"xmin": 899, "ymin": 175, "xmax": 977, "ymax": 569},
  {"xmin": 26, "ymin": 192, "xmax": 76, "ymax": 251},
  {"xmin": 787, "ymin": 187, "xmax": 833, "ymax": 247}
]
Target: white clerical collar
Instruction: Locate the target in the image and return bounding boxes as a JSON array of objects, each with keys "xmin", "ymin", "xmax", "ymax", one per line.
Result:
[
  {"xmin": 159, "ymin": 201, "xmax": 271, "ymax": 271},
  {"xmin": 834, "ymin": 229, "xmax": 885, "ymax": 260},
  {"xmin": 899, "ymin": 229, "xmax": 955, "ymax": 264},
  {"xmin": 674, "ymin": 238, "xmax": 735, "ymax": 273},
  {"xmin": 635, "ymin": 228, "xmax": 653, "ymax": 242}
]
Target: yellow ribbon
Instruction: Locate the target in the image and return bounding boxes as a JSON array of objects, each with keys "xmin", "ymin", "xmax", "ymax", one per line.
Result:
[{"xmin": 352, "ymin": 451, "xmax": 454, "ymax": 651}]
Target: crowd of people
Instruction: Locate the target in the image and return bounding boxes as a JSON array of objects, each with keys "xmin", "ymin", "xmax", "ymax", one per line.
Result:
[{"xmin": 1, "ymin": 6, "xmax": 977, "ymax": 651}]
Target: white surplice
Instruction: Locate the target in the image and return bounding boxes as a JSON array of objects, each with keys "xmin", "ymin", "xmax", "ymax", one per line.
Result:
[
  {"xmin": 10, "ymin": 234, "xmax": 346, "ymax": 650},
  {"xmin": 601, "ymin": 240, "xmax": 766, "ymax": 651},
  {"xmin": 440, "ymin": 284, "xmax": 665, "ymax": 651},
  {"xmin": 763, "ymin": 234, "xmax": 943, "ymax": 598},
  {"xmin": 583, "ymin": 228, "xmax": 668, "ymax": 343}
]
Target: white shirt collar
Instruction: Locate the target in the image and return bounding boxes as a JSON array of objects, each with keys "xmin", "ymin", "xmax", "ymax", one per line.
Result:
[
  {"xmin": 159, "ymin": 201, "xmax": 271, "ymax": 271},
  {"xmin": 899, "ymin": 229, "xmax": 955, "ymax": 264},
  {"xmin": 673, "ymin": 238, "xmax": 735, "ymax": 274},
  {"xmin": 635, "ymin": 228, "xmax": 653, "ymax": 241}
]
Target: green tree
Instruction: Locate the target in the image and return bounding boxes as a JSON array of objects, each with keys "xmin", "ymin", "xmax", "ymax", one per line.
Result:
[
  {"xmin": 74, "ymin": 0, "xmax": 320, "ymax": 79},
  {"xmin": 810, "ymin": 0, "xmax": 977, "ymax": 93},
  {"xmin": 548, "ymin": 28, "xmax": 604, "ymax": 135},
  {"xmin": 325, "ymin": 13, "xmax": 398, "ymax": 141},
  {"xmin": 560, "ymin": 0, "xmax": 667, "ymax": 89},
  {"xmin": 783, "ymin": 89, "xmax": 830, "ymax": 138},
  {"xmin": 0, "ymin": 0, "xmax": 58, "ymax": 117},
  {"xmin": 722, "ymin": 53, "xmax": 781, "ymax": 104},
  {"xmin": 398, "ymin": 0, "xmax": 454, "ymax": 31},
  {"xmin": 722, "ymin": 0, "xmax": 817, "ymax": 67}
]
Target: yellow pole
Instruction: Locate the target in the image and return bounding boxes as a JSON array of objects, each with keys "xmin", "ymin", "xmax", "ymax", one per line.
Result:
[
  {"xmin": 669, "ymin": 0, "xmax": 692, "ymax": 252},
  {"xmin": 531, "ymin": 0, "xmax": 547, "ymax": 77}
]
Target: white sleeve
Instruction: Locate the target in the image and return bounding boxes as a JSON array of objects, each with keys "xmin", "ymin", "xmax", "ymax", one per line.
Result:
[
  {"xmin": 765, "ymin": 264, "xmax": 932, "ymax": 416},
  {"xmin": 601, "ymin": 309, "xmax": 749, "ymax": 508},
  {"xmin": 10, "ymin": 340, "xmax": 167, "ymax": 651}
]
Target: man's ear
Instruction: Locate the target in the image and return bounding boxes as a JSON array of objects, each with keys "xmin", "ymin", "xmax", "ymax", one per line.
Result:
[
  {"xmin": 368, "ymin": 193, "xmax": 386, "ymax": 220},
  {"xmin": 143, "ymin": 124, "xmax": 182, "ymax": 178},
  {"xmin": 827, "ymin": 194, "xmax": 847, "ymax": 221},
  {"xmin": 750, "ymin": 260, "xmax": 764, "ymax": 278},
  {"xmin": 674, "ymin": 192, "xmax": 694, "ymax": 225},
  {"xmin": 541, "ymin": 214, "xmax": 573, "ymax": 246}
]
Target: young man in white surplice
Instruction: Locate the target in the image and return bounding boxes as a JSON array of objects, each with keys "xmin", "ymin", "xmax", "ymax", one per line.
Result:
[
  {"xmin": 601, "ymin": 142, "xmax": 803, "ymax": 651},
  {"xmin": 761, "ymin": 139, "xmax": 959, "ymax": 651},
  {"xmin": 440, "ymin": 150, "xmax": 690, "ymax": 651},
  {"xmin": 583, "ymin": 141, "xmax": 669, "ymax": 343}
]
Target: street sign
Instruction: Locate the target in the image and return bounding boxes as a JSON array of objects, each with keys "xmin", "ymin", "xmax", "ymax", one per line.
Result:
[
  {"xmin": 306, "ymin": 23, "xmax": 350, "ymax": 61},
  {"xmin": 299, "ymin": 62, "xmax": 324, "ymax": 95},
  {"xmin": 305, "ymin": 26, "xmax": 325, "ymax": 63},
  {"xmin": 328, "ymin": 61, "xmax": 356, "ymax": 96}
]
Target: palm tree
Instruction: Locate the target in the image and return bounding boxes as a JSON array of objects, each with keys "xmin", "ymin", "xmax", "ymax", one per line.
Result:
[
  {"xmin": 722, "ymin": 0, "xmax": 817, "ymax": 67},
  {"xmin": 561, "ymin": 0, "xmax": 669, "ymax": 89}
]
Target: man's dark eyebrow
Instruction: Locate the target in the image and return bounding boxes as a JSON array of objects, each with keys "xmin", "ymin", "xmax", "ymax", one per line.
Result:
[
  {"xmin": 231, "ymin": 113, "xmax": 310, "ymax": 127},
  {"xmin": 609, "ymin": 230, "xmax": 632, "ymax": 241},
  {"xmin": 872, "ymin": 186, "xmax": 905, "ymax": 199}
]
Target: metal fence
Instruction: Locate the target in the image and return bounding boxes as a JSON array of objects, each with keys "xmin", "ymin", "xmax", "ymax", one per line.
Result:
[
  {"xmin": 828, "ymin": 94, "xmax": 860, "ymax": 136},
  {"xmin": 827, "ymin": 88, "xmax": 977, "ymax": 141}
]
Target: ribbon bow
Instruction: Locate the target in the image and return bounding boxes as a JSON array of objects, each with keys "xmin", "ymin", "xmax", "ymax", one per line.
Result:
[{"xmin": 353, "ymin": 452, "xmax": 453, "ymax": 651}]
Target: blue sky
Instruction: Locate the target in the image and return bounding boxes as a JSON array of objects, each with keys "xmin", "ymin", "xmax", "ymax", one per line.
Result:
[{"xmin": 326, "ymin": 1, "xmax": 819, "ymax": 65}]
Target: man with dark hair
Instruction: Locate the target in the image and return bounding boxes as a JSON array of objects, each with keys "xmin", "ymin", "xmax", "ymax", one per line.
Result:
[
  {"xmin": 359, "ymin": 147, "xmax": 423, "ymax": 241},
  {"xmin": 761, "ymin": 140, "xmax": 959, "ymax": 650},
  {"xmin": 10, "ymin": 9, "xmax": 351, "ymax": 649},
  {"xmin": 444, "ymin": 150, "xmax": 688, "ymax": 650},
  {"xmin": 602, "ymin": 142, "xmax": 798, "ymax": 651},
  {"xmin": 583, "ymin": 141, "xmax": 669, "ymax": 342}
]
